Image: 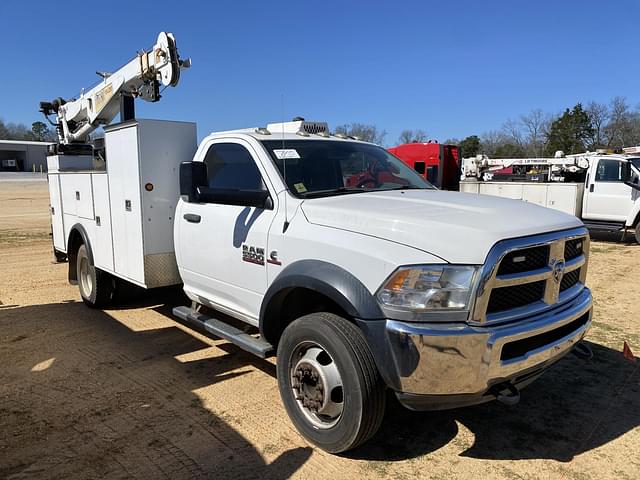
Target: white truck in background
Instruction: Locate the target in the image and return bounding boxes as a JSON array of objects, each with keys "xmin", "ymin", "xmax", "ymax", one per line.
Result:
[
  {"xmin": 42, "ymin": 32, "xmax": 595, "ymax": 453},
  {"xmin": 461, "ymin": 152, "xmax": 640, "ymax": 243}
]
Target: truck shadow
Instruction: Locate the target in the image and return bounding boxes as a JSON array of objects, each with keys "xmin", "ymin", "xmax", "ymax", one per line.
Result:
[
  {"xmin": 0, "ymin": 301, "xmax": 310, "ymax": 479},
  {"xmin": 349, "ymin": 341, "xmax": 639, "ymax": 462},
  {"xmin": 5, "ymin": 295, "xmax": 638, "ymax": 472},
  {"xmin": 101, "ymin": 288, "xmax": 640, "ymax": 464}
]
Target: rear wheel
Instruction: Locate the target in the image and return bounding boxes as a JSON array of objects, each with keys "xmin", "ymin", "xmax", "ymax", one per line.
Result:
[
  {"xmin": 635, "ymin": 223, "xmax": 640, "ymax": 244},
  {"xmin": 76, "ymin": 244, "xmax": 114, "ymax": 308},
  {"xmin": 276, "ymin": 313, "xmax": 386, "ymax": 453}
]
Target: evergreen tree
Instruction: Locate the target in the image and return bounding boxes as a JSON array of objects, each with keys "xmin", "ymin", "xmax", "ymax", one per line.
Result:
[{"xmin": 545, "ymin": 104, "xmax": 594, "ymax": 155}]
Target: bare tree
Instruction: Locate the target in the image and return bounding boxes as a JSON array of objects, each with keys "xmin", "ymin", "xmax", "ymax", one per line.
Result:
[
  {"xmin": 0, "ymin": 117, "xmax": 57, "ymax": 142},
  {"xmin": 605, "ymin": 96, "xmax": 634, "ymax": 148},
  {"xmin": 501, "ymin": 119, "xmax": 524, "ymax": 148},
  {"xmin": 520, "ymin": 109, "xmax": 547, "ymax": 157},
  {"xmin": 480, "ymin": 130, "xmax": 507, "ymax": 156},
  {"xmin": 586, "ymin": 101, "xmax": 609, "ymax": 149},
  {"xmin": 0, "ymin": 119, "xmax": 8, "ymax": 139},
  {"xmin": 3, "ymin": 122, "xmax": 33, "ymax": 141},
  {"xmin": 398, "ymin": 129, "xmax": 428, "ymax": 144},
  {"xmin": 334, "ymin": 123, "xmax": 387, "ymax": 145}
]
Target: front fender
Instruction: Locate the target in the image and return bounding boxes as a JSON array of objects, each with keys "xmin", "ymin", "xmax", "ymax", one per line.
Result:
[
  {"xmin": 259, "ymin": 260, "xmax": 384, "ymax": 340},
  {"xmin": 626, "ymin": 195, "xmax": 640, "ymax": 227}
]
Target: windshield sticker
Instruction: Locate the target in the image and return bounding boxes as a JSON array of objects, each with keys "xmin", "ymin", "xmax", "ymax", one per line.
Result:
[
  {"xmin": 274, "ymin": 149, "xmax": 301, "ymax": 160},
  {"xmin": 294, "ymin": 182, "xmax": 308, "ymax": 193}
]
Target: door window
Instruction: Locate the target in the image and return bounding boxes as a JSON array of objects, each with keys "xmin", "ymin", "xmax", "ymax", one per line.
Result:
[
  {"xmin": 203, "ymin": 143, "xmax": 265, "ymax": 190},
  {"xmin": 595, "ymin": 159, "xmax": 624, "ymax": 182}
]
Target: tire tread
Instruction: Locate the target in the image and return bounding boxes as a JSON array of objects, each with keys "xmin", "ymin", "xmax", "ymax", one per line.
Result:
[
  {"xmin": 324, "ymin": 314, "xmax": 385, "ymax": 448},
  {"xmin": 278, "ymin": 312, "xmax": 385, "ymax": 452},
  {"xmin": 77, "ymin": 244, "xmax": 114, "ymax": 308}
]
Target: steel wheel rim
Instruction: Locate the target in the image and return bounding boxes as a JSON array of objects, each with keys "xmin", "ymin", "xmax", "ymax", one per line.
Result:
[
  {"xmin": 289, "ymin": 341, "xmax": 344, "ymax": 429},
  {"xmin": 79, "ymin": 256, "xmax": 93, "ymax": 298}
]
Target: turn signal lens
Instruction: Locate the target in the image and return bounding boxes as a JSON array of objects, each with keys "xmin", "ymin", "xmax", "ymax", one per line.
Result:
[{"xmin": 386, "ymin": 269, "xmax": 410, "ymax": 291}]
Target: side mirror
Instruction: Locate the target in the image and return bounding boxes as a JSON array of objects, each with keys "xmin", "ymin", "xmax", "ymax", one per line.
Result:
[
  {"xmin": 625, "ymin": 180, "xmax": 640, "ymax": 191},
  {"xmin": 180, "ymin": 161, "xmax": 207, "ymax": 202}
]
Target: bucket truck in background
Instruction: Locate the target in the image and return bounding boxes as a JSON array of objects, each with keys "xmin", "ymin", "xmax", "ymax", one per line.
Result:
[{"xmin": 461, "ymin": 151, "xmax": 640, "ymax": 243}]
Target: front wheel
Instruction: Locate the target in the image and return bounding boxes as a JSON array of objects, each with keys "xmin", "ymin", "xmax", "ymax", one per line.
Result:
[
  {"xmin": 76, "ymin": 244, "xmax": 114, "ymax": 308},
  {"xmin": 635, "ymin": 223, "xmax": 640, "ymax": 245},
  {"xmin": 276, "ymin": 313, "xmax": 386, "ymax": 453}
]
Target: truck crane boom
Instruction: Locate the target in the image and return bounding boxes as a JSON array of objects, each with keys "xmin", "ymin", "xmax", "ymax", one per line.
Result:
[
  {"xmin": 461, "ymin": 153, "xmax": 591, "ymax": 181},
  {"xmin": 40, "ymin": 32, "xmax": 189, "ymax": 148}
]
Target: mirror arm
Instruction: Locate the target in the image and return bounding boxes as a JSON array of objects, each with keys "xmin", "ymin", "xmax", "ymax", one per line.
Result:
[{"xmin": 625, "ymin": 181, "xmax": 640, "ymax": 192}]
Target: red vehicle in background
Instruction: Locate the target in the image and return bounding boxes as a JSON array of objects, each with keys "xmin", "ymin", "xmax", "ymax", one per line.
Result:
[{"xmin": 388, "ymin": 142, "xmax": 461, "ymax": 190}]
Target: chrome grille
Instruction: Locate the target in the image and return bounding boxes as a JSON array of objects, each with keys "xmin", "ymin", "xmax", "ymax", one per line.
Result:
[
  {"xmin": 560, "ymin": 268, "xmax": 581, "ymax": 292},
  {"xmin": 564, "ymin": 238, "xmax": 584, "ymax": 261},
  {"xmin": 471, "ymin": 228, "xmax": 589, "ymax": 325},
  {"xmin": 497, "ymin": 245, "xmax": 550, "ymax": 275},
  {"xmin": 487, "ymin": 281, "xmax": 546, "ymax": 313}
]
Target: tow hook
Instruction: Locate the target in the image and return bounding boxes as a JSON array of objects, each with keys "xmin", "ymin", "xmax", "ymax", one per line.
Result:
[
  {"xmin": 490, "ymin": 382, "xmax": 521, "ymax": 406},
  {"xmin": 572, "ymin": 341, "xmax": 593, "ymax": 360}
]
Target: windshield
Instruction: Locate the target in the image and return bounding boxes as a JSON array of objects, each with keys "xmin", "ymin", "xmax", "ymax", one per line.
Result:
[
  {"xmin": 631, "ymin": 157, "xmax": 640, "ymax": 172},
  {"xmin": 261, "ymin": 139, "xmax": 434, "ymax": 197}
]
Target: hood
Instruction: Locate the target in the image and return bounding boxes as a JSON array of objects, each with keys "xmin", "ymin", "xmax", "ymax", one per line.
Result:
[{"xmin": 300, "ymin": 189, "xmax": 583, "ymax": 264}]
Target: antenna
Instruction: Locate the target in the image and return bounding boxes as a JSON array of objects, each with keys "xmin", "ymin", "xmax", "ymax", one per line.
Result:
[{"xmin": 281, "ymin": 94, "xmax": 290, "ymax": 233}]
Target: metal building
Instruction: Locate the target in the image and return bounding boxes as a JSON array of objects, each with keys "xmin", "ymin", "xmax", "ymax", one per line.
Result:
[{"xmin": 0, "ymin": 140, "xmax": 52, "ymax": 172}]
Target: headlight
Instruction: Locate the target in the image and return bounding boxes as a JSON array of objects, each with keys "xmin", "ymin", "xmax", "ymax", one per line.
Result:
[{"xmin": 376, "ymin": 265, "xmax": 479, "ymax": 312}]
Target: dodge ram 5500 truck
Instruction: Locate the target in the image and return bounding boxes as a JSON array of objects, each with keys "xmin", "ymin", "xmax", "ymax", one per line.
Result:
[
  {"xmin": 47, "ymin": 118, "xmax": 593, "ymax": 453},
  {"xmin": 42, "ymin": 32, "xmax": 593, "ymax": 453}
]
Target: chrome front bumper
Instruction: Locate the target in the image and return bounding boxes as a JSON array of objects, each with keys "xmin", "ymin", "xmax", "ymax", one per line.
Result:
[{"xmin": 362, "ymin": 288, "xmax": 592, "ymax": 410}]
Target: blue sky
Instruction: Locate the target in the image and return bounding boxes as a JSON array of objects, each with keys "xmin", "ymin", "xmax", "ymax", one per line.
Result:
[{"xmin": 1, "ymin": 0, "xmax": 639, "ymax": 145}]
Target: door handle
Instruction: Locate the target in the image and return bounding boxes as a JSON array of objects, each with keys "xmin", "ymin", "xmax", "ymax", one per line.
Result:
[
  {"xmin": 589, "ymin": 184, "xmax": 594, "ymax": 193},
  {"xmin": 183, "ymin": 213, "xmax": 201, "ymax": 223}
]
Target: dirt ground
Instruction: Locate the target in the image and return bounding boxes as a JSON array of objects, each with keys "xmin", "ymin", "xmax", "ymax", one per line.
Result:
[{"xmin": 1, "ymin": 176, "xmax": 639, "ymax": 480}]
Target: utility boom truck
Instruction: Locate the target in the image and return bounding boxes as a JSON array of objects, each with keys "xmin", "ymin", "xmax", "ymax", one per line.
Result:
[
  {"xmin": 43, "ymin": 33, "xmax": 594, "ymax": 453},
  {"xmin": 460, "ymin": 152, "xmax": 640, "ymax": 243}
]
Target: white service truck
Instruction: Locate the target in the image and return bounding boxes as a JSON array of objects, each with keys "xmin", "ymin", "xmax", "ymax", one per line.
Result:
[
  {"xmin": 460, "ymin": 153, "xmax": 640, "ymax": 243},
  {"xmin": 42, "ymin": 33, "xmax": 594, "ymax": 453}
]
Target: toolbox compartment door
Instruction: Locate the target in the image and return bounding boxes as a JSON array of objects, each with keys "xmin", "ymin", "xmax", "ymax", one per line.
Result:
[
  {"xmin": 106, "ymin": 124, "xmax": 145, "ymax": 284},
  {"xmin": 59, "ymin": 173, "xmax": 95, "ymax": 220},
  {"xmin": 91, "ymin": 173, "xmax": 115, "ymax": 272},
  {"xmin": 48, "ymin": 174, "xmax": 66, "ymax": 251}
]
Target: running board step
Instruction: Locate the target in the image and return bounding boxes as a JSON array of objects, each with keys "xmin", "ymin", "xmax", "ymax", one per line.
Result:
[
  {"xmin": 173, "ymin": 306, "xmax": 274, "ymax": 358},
  {"xmin": 582, "ymin": 221, "xmax": 625, "ymax": 231}
]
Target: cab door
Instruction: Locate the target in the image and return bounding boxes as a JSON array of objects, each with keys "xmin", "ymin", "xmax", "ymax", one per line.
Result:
[
  {"xmin": 176, "ymin": 140, "xmax": 278, "ymax": 323},
  {"xmin": 583, "ymin": 158, "xmax": 634, "ymax": 222}
]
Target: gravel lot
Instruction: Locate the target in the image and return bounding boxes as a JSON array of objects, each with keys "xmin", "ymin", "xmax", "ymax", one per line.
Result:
[{"xmin": 1, "ymin": 179, "xmax": 639, "ymax": 479}]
